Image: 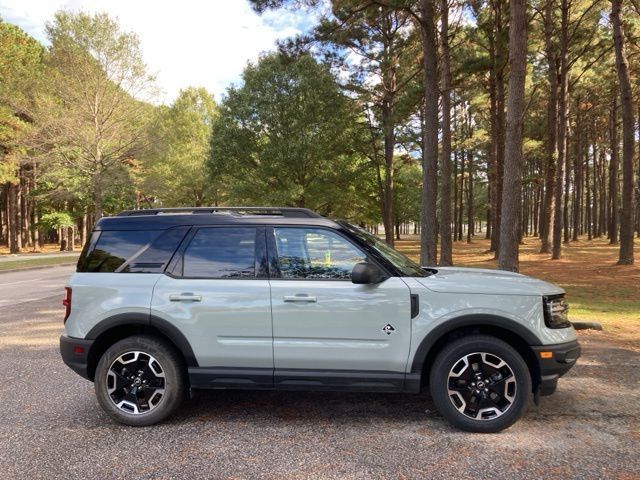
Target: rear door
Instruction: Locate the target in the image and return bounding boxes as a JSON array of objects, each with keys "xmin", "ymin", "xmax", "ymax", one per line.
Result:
[
  {"xmin": 151, "ymin": 226, "xmax": 273, "ymax": 379},
  {"xmin": 268, "ymin": 226, "xmax": 412, "ymax": 387}
]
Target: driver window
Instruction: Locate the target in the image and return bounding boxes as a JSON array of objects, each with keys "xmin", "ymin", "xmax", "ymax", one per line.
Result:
[{"xmin": 274, "ymin": 228, "xmax": 367, "ymax": 280}]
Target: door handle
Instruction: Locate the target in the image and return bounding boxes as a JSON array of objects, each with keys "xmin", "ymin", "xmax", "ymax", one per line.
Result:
[
  {"xmin": 169, "ymin": 293, "xmax": 202, "ymax": 302},
  {"xmin": 283, "ymin": 295, "xmax": 317, "ymax": 303}
]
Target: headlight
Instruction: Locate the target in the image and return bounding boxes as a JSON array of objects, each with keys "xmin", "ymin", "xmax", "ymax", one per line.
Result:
[{"xmin": 543, "ymin": 294, "xmax": 571, "ymax": 329}]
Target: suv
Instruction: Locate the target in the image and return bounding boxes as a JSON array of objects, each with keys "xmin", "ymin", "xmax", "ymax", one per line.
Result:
[{"xmin": 60, "ymin": 207, "xmax": 580, "ymax": 432}]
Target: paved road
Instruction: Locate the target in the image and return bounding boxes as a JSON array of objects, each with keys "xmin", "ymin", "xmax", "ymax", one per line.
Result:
[
  {"xmin": 0, "ymin": 265, "xmax": 75, "ymax": 307},
  {"xmin": 0, "ymin": 267, "xmax": 638, "ymax": 479}
]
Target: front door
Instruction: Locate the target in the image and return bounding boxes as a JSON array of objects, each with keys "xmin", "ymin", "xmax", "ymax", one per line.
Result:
[{"xmin": 268, "ymin": 227, "xmax": 412, "ymax": 385}]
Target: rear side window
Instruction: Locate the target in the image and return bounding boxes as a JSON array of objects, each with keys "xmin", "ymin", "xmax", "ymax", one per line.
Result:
[
  {"xmin": 121, "ymin": 227, "xmax": 189, "ymax": 273},
  {"xmin": 182, "ymin": 227, "xmax": 256, "ymax": 278},
  {"xmin": 78, "ymin": 228, "xmax": 188, "ymax": 273}
]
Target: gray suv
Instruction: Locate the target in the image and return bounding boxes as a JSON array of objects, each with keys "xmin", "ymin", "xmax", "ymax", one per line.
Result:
[{"xmin": 60, "ymin": 207, "xmax": 580, "ymax": 432}]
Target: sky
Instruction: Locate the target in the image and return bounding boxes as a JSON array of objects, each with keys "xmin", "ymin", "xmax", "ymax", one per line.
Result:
[{"xmin": 0, "ymin": 0, "xmax": 319, "ymax": 104}]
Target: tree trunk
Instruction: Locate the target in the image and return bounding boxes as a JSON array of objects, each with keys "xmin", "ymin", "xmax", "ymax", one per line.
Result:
[
  {"xmin": 572, "ymin": 104, "xmax": 581, "ymax": 241},
  {"xmin": 599, "ymin": 149, "xmax": 607, "ymax": 236},
  {"xmin": 540, "ymin": 0, "xmax": 558, "ymax": 253},
  {"xmin": 7, "ymin": 183, "xmax": 20, "ymax": 254},
  {"xmin": 467, "ymin": 149, "xmax": 474, "ymax": 243},
  {"xmin": 382, "ymin": 76, "xmax": 396, "ymax": 247},
  {"xmin": 586, "ymin": 138, "xmax": 592, "ymax": 240},
  {"xmin": 32, "ymin": 208, "xmax": 40, "ymax": 252},
  {"xmin": 453, "ymin": 150, "xmax": 459, "ymax": 241},
  {"xmin": 563, "ymin": 124, "xmax": 571, "ymax": 244},
  {"xmin": 498, "ymin": 0, "xmax": 528, "ymax": 271},
  {"xmin": 419, "ymin": 0, "xmax": 439, "ymax": 266},
  {"xmin": 383, "ymin": 128, "xmax": 395, "ymax": 247},
  {"xmin": 494, "ymin": 60, "xmax": 506, "ymax": 257},
  {"xmin": 488, "ymin": 3, "xmax": 505, "ymax": 254},
  {"xmin": 458, "ymin": 148, "xmax": 465, "ymax": 241},
  {"xmin": 20, "ymin": 166, "xmax": 29, "ymax": 248},
  {"xmin": 81, "ymin": 213, "xmax": 88, "ymax": 247},
  {"xmin": 552, "ymin": 0, "xmax": 569, "ymax": 259},
  {"xmin": 612, "ymin": 0, "xmax": 634, "ymax": 264},
  {"xmin": 67, "ymin": 225, "xmax": 75, "ymax": 251},
  {"xmin": 439, "ymin": 0, "xmax": 453, "ymax": 265},
  {"xmin": 94, "ymin": 187, "xmax": 103, "ymax": 220},
  {"xmin": 609, "ymin": 95, "xmax": 619, "ymax": 244}
]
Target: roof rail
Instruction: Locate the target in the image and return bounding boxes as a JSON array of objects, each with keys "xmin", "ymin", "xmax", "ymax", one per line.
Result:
[{"xmin": 116, "ymin": 207, "xmax": 323, "ymax": 219}]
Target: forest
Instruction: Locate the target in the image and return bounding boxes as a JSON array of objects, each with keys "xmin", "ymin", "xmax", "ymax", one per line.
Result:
[{"xmin": 1, "ymin": 0, "xmax": 639, "ymax": 272}]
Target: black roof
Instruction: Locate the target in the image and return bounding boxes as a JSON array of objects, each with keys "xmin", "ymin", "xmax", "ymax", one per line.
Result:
[{"xmin": 96, "ymin": 207, "xmax": 339, "ymax": 231}]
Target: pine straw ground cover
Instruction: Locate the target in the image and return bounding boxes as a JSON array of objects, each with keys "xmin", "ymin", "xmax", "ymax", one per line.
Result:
[
  {"xmin": 395, "ymin": 235, "xmax": 640, "ymax": 349},
  {"xmin": 0, "ymin": 243, "xmax": 78, "ymax": 254}
]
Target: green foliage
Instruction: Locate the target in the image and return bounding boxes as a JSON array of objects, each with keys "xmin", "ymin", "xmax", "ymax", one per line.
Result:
[
  {"xmin": 1, "ymin": 1, "xmax": 638, "ymax": 268},
  {"xmin": 209, "ymin": 53, "xmax": 372, "ymax": 218},
  {"xmin": 42, "ymin": 11, "xmax": 154, "ymax": 216},
  {"xmin": 0, "ymin": 20, "xmax": 45, "ymax": 183},
  {"xmin": 393, "ymin": 159, "xmax": 422, "ymax": 223},
  {"xmin": 39, "ymin": 211, "xmax": 74, "ymax": 230},
  {"xmin": 144, "ymin": 87, "xmax": 218, "ymax": 206}
]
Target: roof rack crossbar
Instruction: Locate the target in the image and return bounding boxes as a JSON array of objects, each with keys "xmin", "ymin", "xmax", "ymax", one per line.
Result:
[{"xmin": 117, "ymin": 207, "xmax": 323, "ymax": 218}]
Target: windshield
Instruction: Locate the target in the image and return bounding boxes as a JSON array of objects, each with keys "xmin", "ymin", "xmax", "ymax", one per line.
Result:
[{"xmin": 340, "ymin": 222, "xmax": 428, "ymax": 277}]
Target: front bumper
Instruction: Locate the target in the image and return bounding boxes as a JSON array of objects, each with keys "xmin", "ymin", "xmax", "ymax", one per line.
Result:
[
  {"xmin": 60, "ymin": 335, "xmax": 94, "ymax": 381},
  {"xmin": 531, "ymin": 339, "xmax": 581, "ymax": 396}
]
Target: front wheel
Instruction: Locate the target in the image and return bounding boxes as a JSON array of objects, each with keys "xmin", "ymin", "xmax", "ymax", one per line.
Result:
[
  {"xmin": 94, "ymin": 335, "xmax": 186, "ymax": 426},
  {"xmin": 429, "ymin": 335, "xmax": 532, "ymax": 433}
]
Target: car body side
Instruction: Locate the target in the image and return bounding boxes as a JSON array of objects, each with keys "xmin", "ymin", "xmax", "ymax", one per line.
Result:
[{"xmin": 62, "ymin": 215, "xmax": 579, "ymax": 397}]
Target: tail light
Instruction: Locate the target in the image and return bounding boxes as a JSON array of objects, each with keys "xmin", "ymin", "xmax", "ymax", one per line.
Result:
[{"xmin": 63, "ymin": 287, "xmax": 72, "ymax": 323}]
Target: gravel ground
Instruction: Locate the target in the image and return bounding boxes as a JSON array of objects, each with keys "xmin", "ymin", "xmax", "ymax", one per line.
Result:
[{"xmin": 0, "ymin": 297, "xmax": 638, "ymax": 480}]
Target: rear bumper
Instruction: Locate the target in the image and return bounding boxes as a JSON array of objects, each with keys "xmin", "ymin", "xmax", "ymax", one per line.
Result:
[
  {"xmin": 531, "ymin": 339, "xmax": 581, "ymax": 396},
  {"xmin": 60, "ymin": 335, "xmax": 94, "ymax": 381}
]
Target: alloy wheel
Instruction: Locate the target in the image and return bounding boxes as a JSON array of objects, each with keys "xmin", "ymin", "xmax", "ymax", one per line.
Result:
[
  {"xmin": 446, "ymin": 352, "xmax": 517, "ymax": 420},
  {"xmin": 106, "ymin": 351, "xmax": 166, "ymax": 415}
]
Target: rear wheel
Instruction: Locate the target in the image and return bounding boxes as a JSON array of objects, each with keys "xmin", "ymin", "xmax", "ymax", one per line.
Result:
[
  {"xmin": 429, "ymin": 335, "xmax": 531, "ymax": 433},
  {"xmin": 94, "ymin": 335, "xmax": 186, "ymax": 426}
]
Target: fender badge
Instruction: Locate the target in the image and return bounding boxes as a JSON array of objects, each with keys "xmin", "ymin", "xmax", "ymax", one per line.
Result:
[{"xmin": 382, "ymin": 324, "xmax": 396, "ymax": 335}]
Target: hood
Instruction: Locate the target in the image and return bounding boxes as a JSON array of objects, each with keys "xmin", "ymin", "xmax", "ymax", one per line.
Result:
[{"xmin": 416, "ymin": 266, "xmax": 564, "ymax": 296}]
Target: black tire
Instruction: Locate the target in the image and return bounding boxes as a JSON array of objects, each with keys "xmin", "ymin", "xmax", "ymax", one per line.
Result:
[
  {"xmin": 94, "ymin": 335, "xmax": 186, "ymax": 426},
  {"xmin": 429, "ymin": 335, "xmax": 531, "ymax": 433}
]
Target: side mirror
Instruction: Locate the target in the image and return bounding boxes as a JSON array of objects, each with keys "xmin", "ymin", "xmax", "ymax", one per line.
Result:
[{"xmin": 351, "ymin": 262, "xmax": 386, "ymax": 284}]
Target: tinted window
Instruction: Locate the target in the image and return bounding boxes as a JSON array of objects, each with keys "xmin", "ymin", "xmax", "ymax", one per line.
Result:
[
  {"xmin": 183, "ymin": 227, "xmax": 256, "ymax": 278},
  {"xmin": 121, "ymin": 227, "xmax": 189, "ymax": 273},
  {"xmin": 274, "ymin": 228, "xmax": 366, "ymax": 279},
  {"xmin": 81, "ymin": 230, "xmax": 161, "ymax": 272}
]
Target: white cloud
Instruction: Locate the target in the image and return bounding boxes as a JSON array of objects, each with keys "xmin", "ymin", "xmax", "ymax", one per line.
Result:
[{"xmin": 0, "ymin": 0, "xmax": 315, "ymax": 104}]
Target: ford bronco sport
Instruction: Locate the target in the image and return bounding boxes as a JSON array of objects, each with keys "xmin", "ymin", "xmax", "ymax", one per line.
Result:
[{"xmin": 60, "ymin": 207, "xmax": 580, "ymax": 432}]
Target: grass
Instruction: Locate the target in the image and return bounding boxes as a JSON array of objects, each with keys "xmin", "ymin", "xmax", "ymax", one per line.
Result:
[
  {"xmin": 394, "ymin": 234, "xmax": 640, "ymax": 348},
  {"xmin": 0, "ymin": 255, "xmax": 79, "ymax": 271}
]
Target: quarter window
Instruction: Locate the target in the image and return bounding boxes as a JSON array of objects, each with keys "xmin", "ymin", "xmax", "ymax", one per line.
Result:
[
  {"xmin": 80, "ymin": 230, "xmax": 161, "ymax": 273},
  {"xmin": 183, "ymin": 227, "xmax": 256, "ymax": 278},
  {"xmin": 274, "ymin": 228, "xmax": 367, "ymax": 280}
]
